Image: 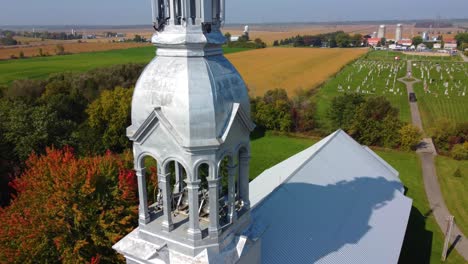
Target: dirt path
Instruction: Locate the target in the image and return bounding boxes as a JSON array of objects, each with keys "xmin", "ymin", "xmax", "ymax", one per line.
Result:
[{"xmin": 399, "ymin": 61, "xmax": 468, "ymax": 261}]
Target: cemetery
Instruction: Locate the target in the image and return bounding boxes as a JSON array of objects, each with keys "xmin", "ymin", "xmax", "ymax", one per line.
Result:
[
  {"xmin": 315, "ymin": 57, "xmax": 410, "ymax": 124},
  {"xmin": 412, "ymin": 61, "xmax": 468, "ymax": 129}
]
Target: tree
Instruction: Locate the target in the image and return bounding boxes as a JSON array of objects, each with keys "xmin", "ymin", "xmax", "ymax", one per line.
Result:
[
  {"xmin": 451, "ymin": 143, "xmax": 468, "ymax": 160},
  {"xmin": 0, "ymin": 147, "xmax": 138, "ymax": 263},
  {"xmin": 86, "ymin": 87, "xmax": 133, "ymax": 152},
  {"xmin": 253, "ymin": 89, "xmax": 292, "ymax": 132},
  {"xmin": 55, "ymin": 44, "xmax": 65, "ymax": 55},
  {"xmin": 328, "ymin": 93, "xmax": 365, "ymax": 131},
  {"xmin": 349, "ymin": 96, "xmax": 402, "ymax": 147},
  {"xmin": 2, "ymin": 102, "xmax": 75, "ymax": 161},
  {"xmin": 454, "ymin": 33, "xmax": 468, "ymax": 51},
  {"xmin": 273, "ymin": 40, "xmax": 279, "ymax": 46},
  {"xmin": 399, "ymin": 125, "xmax": 422, "ymax": 151},
  {"xmin": 224, "ymin": 32, "xmax": 231, "ymax": 43},
  {"xmin": 412, "ymin": 36, "xmax": 423, "ymax": 47},
  {"xmin": 133, "ymin": 35, "xmax": 143, "ymax": 42},
  {"xmin": 336, "ymin": 32, "xmax": 351, "ymax": 48}
]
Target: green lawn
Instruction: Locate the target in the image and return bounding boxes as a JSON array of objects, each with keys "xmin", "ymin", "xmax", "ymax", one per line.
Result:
[
  {"xmin": 249, "ymin": 134, "xmax": 465, "ymax": 263},
  {"xmin": 435, "ymin": 156, "xmax": 468, "ymax": 237},
  {"xmin": 411, "ymin": 62, "xmax": 468, "ymax": 130},
  {"xmin": 314, "ymin": 58, "xmax": 410, "ymax": 130},
  {"xmin": 0, "ymin": 46, "xmax": 250, "ymax": 85}
]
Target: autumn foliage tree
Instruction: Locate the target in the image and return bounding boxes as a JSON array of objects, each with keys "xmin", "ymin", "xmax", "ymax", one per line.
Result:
[{"xmin": 0, "ymin": 148, "xmax": 138, "ymax": 263}]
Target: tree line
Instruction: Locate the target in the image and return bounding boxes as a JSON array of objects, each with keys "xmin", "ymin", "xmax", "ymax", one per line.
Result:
[{"xmin": 273, "ymin": 31, "xmax": 365, "ymax": 48}]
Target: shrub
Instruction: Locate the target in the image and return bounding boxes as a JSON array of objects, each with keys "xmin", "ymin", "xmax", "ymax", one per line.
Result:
[
  {"xmin": 399, "ymin": 125, "xmax": 422, "ymax": 151},
  {"xmin": 451, "ymin": 143, "xmax": 468, "ymax": 160}
]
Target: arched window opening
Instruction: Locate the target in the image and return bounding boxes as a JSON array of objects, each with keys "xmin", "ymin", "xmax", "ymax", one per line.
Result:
[
  {"xmin": 218, "ymin": 156, "xmax": 231, "ymax": 226},
  {"xmin": 198, "ymin": 163, "xmax": 210, "ymax": 218},
  {"xmin": 165, "ymin": 161, "xmax": 189, "ymax": 228},
  {"xmin": 173, "ymin": 0, "xmax": 182, "ymax": 25},
  {"xmin": 212, "ymin": 0, "xmax": 221, "ymax": 21},
  {"xmin": 237, "ymin": 147, "xmax": 250, "ymax": 216}
]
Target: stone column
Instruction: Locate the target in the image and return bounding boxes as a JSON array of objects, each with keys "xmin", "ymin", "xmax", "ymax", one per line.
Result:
[
  {"xmin": 136, "ymin": 168, "xmax": 151, "ymax": 225},
  {"xmin": 239, "ymin": 154, "xmax": 251, "ymax": 209},
  {"xmin": 186, "ymin": 179, "xmax": 202, "ymax": 240},
  {"xmin": 159, "ymin": 171, "xmax": 174, "ymax": 231},
  {"xmin": 227, "ymin": 164, "xmax": 238, "ymax": 223},
  {"xmin": 208, "ymin": 177, "xmax": 220, "ymax": 237}
]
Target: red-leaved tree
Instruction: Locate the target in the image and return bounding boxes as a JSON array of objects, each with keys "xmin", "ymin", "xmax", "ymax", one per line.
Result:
[{"xmin": 0, "ymin": 147, "xmax": 138, "ymax": 263}]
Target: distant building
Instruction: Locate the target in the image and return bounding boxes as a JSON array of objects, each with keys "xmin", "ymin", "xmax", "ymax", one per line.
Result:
[
  {"xmin": 433, "ymin": 43, "xmax": 442, "ymax": 49},
  {"xmin": 444, "ymin": 38, "xmax": 457, "ymax": 50},
  {"xmin": 417, "ymin": 43, "xmax": 427, "ymax": 51},
  {"xmin": 368, "ymin": 38, "xmax": 381, "ymax": 47},
  {"xmin": 116, "ymin": 33, "xmax": 126, "ymax": 38},
  {"xmin": 395, "ymin": 24, "xmax": 403, "ymax": 42},
  {"xmin": 422, "ymin": 31, "xmax": 429, "ymax": 41},
  {"xmin": 377, "ymin": 25, "xmax": 386, "ymax": 39},
  {"xmin": 398, "ymin": 39, "xmax": 413, "ymax": 47}
]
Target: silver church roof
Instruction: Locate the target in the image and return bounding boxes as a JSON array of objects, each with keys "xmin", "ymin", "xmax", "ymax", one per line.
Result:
[{"xmin": 248, "ymin": 130, "xmax": 412, "ymax": 264}]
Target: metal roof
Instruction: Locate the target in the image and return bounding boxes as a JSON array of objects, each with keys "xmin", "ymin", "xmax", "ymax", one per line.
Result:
[{"xmin": 248, "ymin": 130, "xmax": 412, "ymax": 264}]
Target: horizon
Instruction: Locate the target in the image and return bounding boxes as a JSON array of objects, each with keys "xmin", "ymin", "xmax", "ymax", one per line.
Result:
[{"xmin": 1, "ymin": 0, "xmax": 468, "ymax": 26}]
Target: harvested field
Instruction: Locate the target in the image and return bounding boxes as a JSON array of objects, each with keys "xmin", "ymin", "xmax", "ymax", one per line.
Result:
[
  {"xmin": 0, "ymin": 42, "xmax": 150, "ymax": 60},
  {"xmin": 226, "ymin": 47, "xmax": 368, "ymax": 97}
]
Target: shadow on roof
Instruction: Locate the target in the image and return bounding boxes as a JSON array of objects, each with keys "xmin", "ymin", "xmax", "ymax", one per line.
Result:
[{"xmin": 251, "ymin": 176, "xmax": 412, "ymax": 263}]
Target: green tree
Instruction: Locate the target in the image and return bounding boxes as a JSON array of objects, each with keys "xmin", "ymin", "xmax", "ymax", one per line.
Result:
[
  {"xmin": 86, "ymin": 87, "xmax": 133, "ymax": 152},
  {"xmin": 2, "ymin": 102, "xmax": 74, "ymax": 160},
  {"xmin": 328, "ymin": 93, "xmax": 365, "ymax": 131},
  {"xmin": 224, "ymin": 32, "xmax": 231, "ymax": 43},
  {"xmin": 349, "ymin": 96, "xmax": 402, "ymax": 147},
  {"xmin": 451, "ymin": 143, "xmax": 468, "ymax": 160},
  {"xmin": 399, "ymin": 124, "xmax": 422, "ymax": 151},
  {"xmin": 412, "ymin": 36, "xmax": 423, "ymax": 47},
  {"xmin": 454, "ymin": 32, "xmax": 468, "ymax": 51},
  {"xmin": 253, "ymin": 89, "xmax": 292, "ymax": 132},
  {"xmin": 133, "ymin": 35, "xmax": 143, "ymax": 42},
  {"xmin": 336, "ymin": 32, "xmax": 351, "ymax": 48},
  {"xmin": 273, "ymin": 40, "xmax": 279, "ymax": 46}
]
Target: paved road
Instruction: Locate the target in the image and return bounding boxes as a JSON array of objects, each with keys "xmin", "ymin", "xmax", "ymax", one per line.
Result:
[{"xmin": 399, "ymin": 61, "xmax": 468, "ymax": 261}]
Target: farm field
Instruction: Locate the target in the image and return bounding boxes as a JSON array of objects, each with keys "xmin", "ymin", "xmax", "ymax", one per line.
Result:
[
  {"xmin": 0, "ymin": 41, "xmax": 150, "ymax": 60},
  {"xmin": 411, "ymin": 61, "xmax": 468, "ymax": 129},
  {"xmin": 0, "ymin": 46, "xmax": 250, "ymax": 85},
  {"xmin": 228, "ymin": 47, "xmax": 368, "ymax": 97},
  {"xmin": 249, "ymin": 134, "xmax": 465, "ymax": 264},
  {"xmin": 435, "ymin": 156, "xmax": 468, "ymax": 237},
  {"xmin": 314, "ymin": 57, "xmax": 410, "ymax": 128}
]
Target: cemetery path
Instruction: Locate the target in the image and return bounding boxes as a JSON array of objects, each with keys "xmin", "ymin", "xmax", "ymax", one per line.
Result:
[
  {"xmin": 461, "ymin": 52, "xmax": 468, "ymax": 62},
  {"xmin": 400, "ymin": 61, "xmax": 468, "ymax": 261}
]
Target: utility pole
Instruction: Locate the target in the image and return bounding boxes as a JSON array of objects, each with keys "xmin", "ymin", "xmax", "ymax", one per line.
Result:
[{"xmin": 441, "ymin": 215, "xmax": 455, "ymax": 262}]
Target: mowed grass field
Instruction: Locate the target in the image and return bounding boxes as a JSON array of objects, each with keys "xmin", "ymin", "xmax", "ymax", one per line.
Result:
[
  {"xmin": 314, "ymin": 57, "xmax": 410, "ymax": 129},
  {"xmin": 0, "ymin": 46, "xmax": 250, "ymax": 85},
  {"xmin": 411, "ymin": 62, "xmax": 468, "ymax": 129},
  {"xmin": 435, "ymin": 156, "xmax": 468, "ymax": 237},
  {"xmin": 249, "ymin": 134, "xmax": 465, "ymax": 264},
  {"xmin": 228, "ymin": 47, "xmax": 368, "ymax": 97}
]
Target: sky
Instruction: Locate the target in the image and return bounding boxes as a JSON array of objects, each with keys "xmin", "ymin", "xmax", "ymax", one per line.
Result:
[{"xmin": 0, "ymin": 0, "xmax": 467, "ymax": 25}]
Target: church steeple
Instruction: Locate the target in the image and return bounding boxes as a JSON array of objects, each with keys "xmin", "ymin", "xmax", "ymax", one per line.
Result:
[{"xmin": 113, "ymin": 1, "xmax": 258, "ymax": 263}]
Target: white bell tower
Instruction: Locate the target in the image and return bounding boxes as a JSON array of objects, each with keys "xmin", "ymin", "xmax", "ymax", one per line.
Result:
[{"xmin": 113, "ymin": 0, "xmax": 260, "ymax": 263}]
